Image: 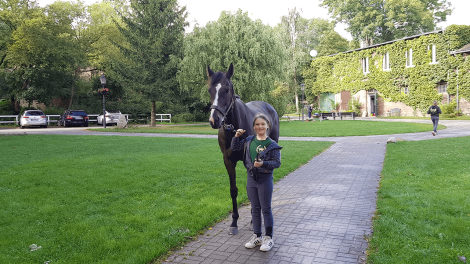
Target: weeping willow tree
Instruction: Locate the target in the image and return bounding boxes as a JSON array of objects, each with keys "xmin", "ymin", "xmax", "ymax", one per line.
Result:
[{"xmin": 178, "ymin": 9, "xmax": 287, "ymax": 114}]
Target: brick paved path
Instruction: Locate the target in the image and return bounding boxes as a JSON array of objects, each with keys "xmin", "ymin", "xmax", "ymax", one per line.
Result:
[
  {"xmin": 1, "ymin": 119, "xmax": 469, "ymax": 263},
  {"xmin": 160, "ymin": 120, "xmax": 470, "ymax": 264}
]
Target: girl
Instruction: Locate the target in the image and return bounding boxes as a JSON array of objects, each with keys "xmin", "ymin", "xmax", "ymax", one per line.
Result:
[{"xmin": 230, "ymin": 113, "xmax": 282, "ymax": 252}]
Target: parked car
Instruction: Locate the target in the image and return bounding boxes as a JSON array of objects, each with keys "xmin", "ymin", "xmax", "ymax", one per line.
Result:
[
  {"xmin": 19, "ymin": 110, "xmax": 47, "ymax": 129},
  {"xmin": 97, "ymin": 110, "xmax": 122, "ymax": 125},
  {"xmin": 58, "ymin": 110, "xmax": 89, "ymax": 127}
]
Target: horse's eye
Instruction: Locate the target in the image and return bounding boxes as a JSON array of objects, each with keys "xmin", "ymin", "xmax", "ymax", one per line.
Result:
[{"xmin": 225, "ymin": 89, "xmax": 230, "ymax": 94}]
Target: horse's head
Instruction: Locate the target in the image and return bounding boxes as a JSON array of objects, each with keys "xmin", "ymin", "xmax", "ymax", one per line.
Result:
[{"xmin": 207, "ymin": 63, "xmax": 235, "ymax": 129}]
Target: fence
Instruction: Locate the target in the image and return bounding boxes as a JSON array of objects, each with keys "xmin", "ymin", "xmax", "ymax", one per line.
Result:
[{"xmin": 0, "ymin": 114, "xmax": 170, "ymax": 125}]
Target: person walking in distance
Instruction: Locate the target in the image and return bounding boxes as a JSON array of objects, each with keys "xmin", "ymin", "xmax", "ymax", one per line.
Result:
[
  {"xmin": 307, "ymin": 104, "xmax": 313, "ymax": 119},
  {"xmin": 427, "ymin": 100, "xmax": 442, "ymax": 136},
  {"xmin": 230, "ymin": 114, "xmax": 282, "ymax": 252}
]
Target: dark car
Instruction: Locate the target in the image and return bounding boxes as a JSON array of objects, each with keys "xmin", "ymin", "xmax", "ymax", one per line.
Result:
[{"xmin": 58, "ymin": 110, "xmax": 89, "ymax": 127}]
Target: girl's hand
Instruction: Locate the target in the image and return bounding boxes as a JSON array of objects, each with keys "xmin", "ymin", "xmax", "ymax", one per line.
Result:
[
  {"xmin": 235, "ymin": 129, "xmax": 245, "ymax": 138},
  {"xmin": 254, "ymin": 160, "xmax": 263, "ymax": 168}
]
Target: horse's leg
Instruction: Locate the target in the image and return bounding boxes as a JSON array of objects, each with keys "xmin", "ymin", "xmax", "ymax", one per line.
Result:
[{"xmin": 224, "ymin": 158, "xmax": 239, "ymax": 235}]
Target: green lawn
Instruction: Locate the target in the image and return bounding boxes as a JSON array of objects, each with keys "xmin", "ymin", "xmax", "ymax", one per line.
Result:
[
  {"xmin": 368, "ymin": 136, "xmax": 470, "ymax": 263},
  {"xmin": 0, "ymin": 135, "xmax": 333, "ymax": 264},
  {"xmin": 383, "ymin": 115, "xmax": 470, "ymax": 120},
  {"xmin": 91, "ymin": 120, "xmax": 445, "ymax": 137}
]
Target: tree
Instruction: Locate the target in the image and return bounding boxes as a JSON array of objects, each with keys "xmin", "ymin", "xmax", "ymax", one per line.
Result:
[
  {"xmin": 0, "ymin": 0, "xmax": 85, "ymax": 111},
  {"xmin": 114, "ymin": 0, "xmax": 187, "ymax": 127},
  {"xmin": 316, "ymin": 30, "xmax": 350, "ymax": 57},
  {"xmin": 178, "ymin": 9, "xmax": 287, "ymax": 114},
  {"xmin": 275, "ymin": 8, "xmax": 310, "ymax": 113},
  {"xmin": 320, "ymin": 0, "xmax": 453, "ymax": 43}
]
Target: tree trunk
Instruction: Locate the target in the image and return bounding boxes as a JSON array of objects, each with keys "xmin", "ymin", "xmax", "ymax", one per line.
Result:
[
  {"xmin": 294, "ymin": 91, "xmax": 299, "ymax": 113},
  {"xmin": 294, "ymin": 66, "xmax": 299, "ymax": 113},
  {"xmin": 151, "ymin": 101, "xmax": 156, "ymax": 127}
]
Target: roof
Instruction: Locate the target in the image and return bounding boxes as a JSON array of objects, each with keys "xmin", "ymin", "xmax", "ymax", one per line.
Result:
[
  {"xmin": 328, "ymin": 29, "xmax": 443, "ymax": 57},
  {"xmin": 450, "ymin": 43, "xmax": 470, "ymax": 55}
]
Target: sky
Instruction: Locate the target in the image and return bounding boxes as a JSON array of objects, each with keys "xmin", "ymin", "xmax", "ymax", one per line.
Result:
[{"xmin": 37, "ymin": 0, "xmax": 470, "ymax": 41}]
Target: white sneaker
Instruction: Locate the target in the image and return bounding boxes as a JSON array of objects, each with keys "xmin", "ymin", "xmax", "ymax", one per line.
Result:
[
  {"xmin": 245, "ymin": 234, "xmax": 262, "ymax": 249},
  {"xmin": 432, "ymin": 131, "xmax": 435, "ymax": 136},
  {"xmin": 260, "ymin": 236, "xmax": 274, "ymax": 251}
]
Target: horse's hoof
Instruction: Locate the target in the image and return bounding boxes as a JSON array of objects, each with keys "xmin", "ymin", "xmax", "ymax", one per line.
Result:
[{"xmin": 229, "ymin": 227, "xmax": 238, "ymax": 235}]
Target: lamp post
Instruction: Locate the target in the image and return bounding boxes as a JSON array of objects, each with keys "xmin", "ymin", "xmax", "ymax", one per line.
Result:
[
  {"xmin": 99, "ymin": 74, "xmax": 107, "ymax": 129},
  {"xmin": 300, "ymin": 83, "xmax": 305, "ymax": 122}
]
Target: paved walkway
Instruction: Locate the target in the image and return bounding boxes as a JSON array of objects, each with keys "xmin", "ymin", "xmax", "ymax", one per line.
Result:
[
  {"xmin": 1, "ymin": 119, "xmax": 470, "ymax": 263},
  {"xmin": 159, "ymin": 120, "xmax": 470, "ymax": 264}
]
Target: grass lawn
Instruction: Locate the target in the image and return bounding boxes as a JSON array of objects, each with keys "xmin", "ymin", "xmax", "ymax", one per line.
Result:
[
  {"xmin": 368, "ymin": 136, "xmax": 470, "ymax": 263},
  {"xmin": 0, "ymin": 135, "xmax": 333, "ymax": 264},
  {"xmin": 383, "ymin": 115, "xmax": 470, "ymax": 120},
  {"xmin": 91, "ymin": 120, "xmax": 445, "ymax": 137}
]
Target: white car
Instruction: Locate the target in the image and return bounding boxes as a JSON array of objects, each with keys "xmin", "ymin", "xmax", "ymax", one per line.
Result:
[
  {"xmin": 97, "ymin": 110, "xmax": 122, "ymax": 125},
  {"xmin": 19, "ymin": 110, "xmax": 47, "ymax": 129}
]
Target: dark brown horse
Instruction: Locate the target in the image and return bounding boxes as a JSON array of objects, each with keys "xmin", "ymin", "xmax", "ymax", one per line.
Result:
[{"xmin": 207, "ymin": 63, "xmax": 279, "ymax": 234}]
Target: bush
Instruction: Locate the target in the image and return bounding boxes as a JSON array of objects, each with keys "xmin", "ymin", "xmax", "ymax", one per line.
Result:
[
  {"xmin": 440, "ymin": 100, "xmax": 457, "ymax": 114},
  {"xmin": 0, "ymin": 99, "xmax": 14, "ymax": 115},
  {"xmin": 285, "ymin": 103, "xmax": 297, "ymax": 114},
  {"xmin": 172, "ymin": 113, "xmax": 195, "ymax": 123},
  {"xmin": 348, "ymin": 98, "xmax": 362, "ymax": 116},
  {"xmin": 44, "ymin": 107, "xmax": 66, "ymax": 115}
]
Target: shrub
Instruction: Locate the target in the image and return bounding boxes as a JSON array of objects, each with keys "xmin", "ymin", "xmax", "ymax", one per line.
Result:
[
  {"xmin": 0, "ymin": 99, "xmax": 14, "ymax": 115},
  {"xmin": 172, "ymin": 113, "xmax": 195, "ymax": 123},
  {"xmin": 348, "ymin": 98, "xmax": 362, "ymax": 116},
  {"xmin": 440, "ymin": 100, "xmax": 457, "ymax": 114},
  {"xmin": 44, "ymin": 107, "xmax": 66, "ymax": 115}
]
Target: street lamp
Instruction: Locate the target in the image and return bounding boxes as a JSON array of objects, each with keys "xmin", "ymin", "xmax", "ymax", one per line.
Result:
[
  {"xmin": 99, "ymin": 74, "xmax": 107, "ymax": 129},
  {"xmin": 300, "ymin": 83, "xmax": 305, "ymax": 122}
]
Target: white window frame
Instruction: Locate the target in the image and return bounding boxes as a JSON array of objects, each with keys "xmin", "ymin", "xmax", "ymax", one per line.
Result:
[
  {"xmin": 362, "ymin": 57, "xmax": 370, "ymax": 74},
  {"xmin": 383, "ymin": 52, "xmax": 390, "ymax": 71},
  {"xmin": 429, "ymin": 44, "xmax": 438, "ymax": 64},
  {"xmin": 405, "ymin": 48, "xmax": 414, "ymax": 68},
  {"xmin": 437, "ymin": 83, "xmax": 447, "ymax": 93}
]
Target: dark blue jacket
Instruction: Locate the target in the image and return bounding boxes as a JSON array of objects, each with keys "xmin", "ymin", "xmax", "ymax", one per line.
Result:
[
  {"xmin": 230, "ymin": 135, "xmax": 282, "ymax": 179},
  {"xmin": 427, "ymin": 105, "xmax": 442, "ymax": 116}
]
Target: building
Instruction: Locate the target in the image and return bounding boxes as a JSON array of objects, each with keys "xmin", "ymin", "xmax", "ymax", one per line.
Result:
[{"xmin": 303, "ymin": 25, "xmax": 470, "ymax": 117}]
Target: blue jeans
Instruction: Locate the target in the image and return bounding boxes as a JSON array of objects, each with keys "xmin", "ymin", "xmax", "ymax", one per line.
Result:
[
  {"xmin": 431, "ymin": 116, "xmax": 439, "ymax": 132},
  {"xmin": 246, "ymin": 173, "xmax": 273, "ymax": 236}
]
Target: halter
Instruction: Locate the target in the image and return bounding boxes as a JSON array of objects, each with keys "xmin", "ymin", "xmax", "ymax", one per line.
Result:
[{"xmin": 210, "ymin": 90, "xmax": 237, "ymax": 131}]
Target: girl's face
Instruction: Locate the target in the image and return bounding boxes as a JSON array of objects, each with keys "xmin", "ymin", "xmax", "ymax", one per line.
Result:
[{"xmin": 254, "ymin": 118, "xmax": 268, "ymax": 137}]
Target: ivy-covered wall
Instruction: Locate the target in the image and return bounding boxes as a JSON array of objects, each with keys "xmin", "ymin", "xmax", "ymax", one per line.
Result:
[{"xmin": 303, "ymin": 25, "xmax": 470, "ymax": 115}]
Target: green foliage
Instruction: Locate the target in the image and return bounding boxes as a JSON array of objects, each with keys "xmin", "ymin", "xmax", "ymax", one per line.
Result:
[
  {"xmin": 303, "ymin": 25, "xmax": 470, "ymax": 112},
  {"xmin": 369, "ymin": 137, "xmax": 470, "ymax": 263},
  {"xmin": 440, "ymin": 100, "xmax": 456, "ymax": 114},
  {"xmin": 113, "ymin": 0, "xmax": 188, "ymax": 126},
  {"xmin": 320, "ymin": 0, "xmax": 452, "ymax": 43},
  {"xmin": 178, "ymin": 9, "xmax": 286, "ymax": 104},
  {"xmin": 1, "ymin": 0, "xmax": 87, "ymax": 107},
  {"xmin": 347, "ymin": 97, "xmax": 362, "ymax": 116},
  {"xmin": 0, "ymin": 99, "xmax": 13, "ymax": 114},
  {"xmin": 172, "ymin": 113, "xmax": 195, "ymax": 123},
  {"xmin": 267, "ymin": 81, "xmax": 290, "ymax": 116}
]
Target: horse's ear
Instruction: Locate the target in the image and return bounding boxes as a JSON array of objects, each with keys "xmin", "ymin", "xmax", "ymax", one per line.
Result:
[
  {"xmin": 207, "ymin": 66, "xmax": 214, "ymax": 77},
  {"xmin": 226, "ymin": 63, "xmax": 234, "ymax": 79}
]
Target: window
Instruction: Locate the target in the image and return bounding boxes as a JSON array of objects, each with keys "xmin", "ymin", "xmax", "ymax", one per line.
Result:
[
  {"xmin": 401, "ymin": 87, "xmax": 409, "ymax": 94},
  {"xmin": 429, "ymin": 44, "xmax": 438, "ymax": 64},
  {"xmin": 405, "ymin": 49, "xmax": 414, "ymax": 67},
  {"xmin": 437, "ymin": 83, "xmax": 447, "ymax": 93},
  {"xmin": 383, "ymin": 52, "xmax": 390, "ymax": 70},
  {"xmin": 362, "ymin": 58, "xmax": 369, "ymax": 74}
]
